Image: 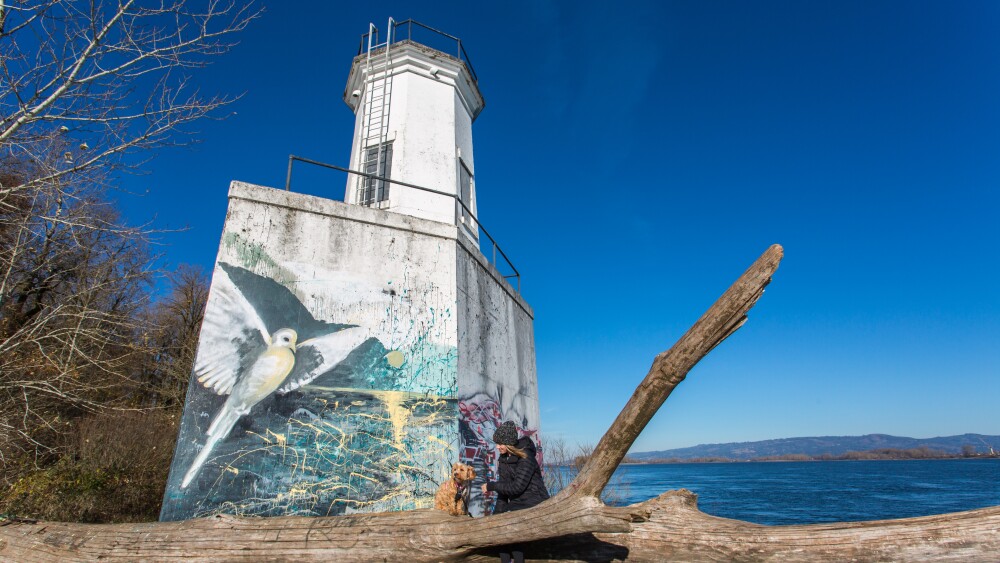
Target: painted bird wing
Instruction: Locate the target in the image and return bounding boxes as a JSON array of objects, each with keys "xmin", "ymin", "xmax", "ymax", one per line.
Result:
[
  {"xmin": 218, "ymin": 262, "xmax": 355, "ymax": 341},
  {"xmin": 277, "ymin": 326, "xmax": 370, "ymax": 394},
  {"xmin": 194, "ymin": 264, "xmax": 271, "ymax": 395}
]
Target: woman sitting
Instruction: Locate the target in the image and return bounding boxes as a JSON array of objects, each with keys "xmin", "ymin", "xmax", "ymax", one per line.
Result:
[
  {"xmin": 483, "ymin": 420, "xmax": 549, "ymax": 514},
  {"xmin": 481, "ymin": 420, "xmax": 550, "ymax": 563}
]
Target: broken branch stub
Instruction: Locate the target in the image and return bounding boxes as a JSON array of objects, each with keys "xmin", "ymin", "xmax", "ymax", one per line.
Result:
[{"xmin": 566, "ymin": 244, "xmax": 783, "ymax": 499}]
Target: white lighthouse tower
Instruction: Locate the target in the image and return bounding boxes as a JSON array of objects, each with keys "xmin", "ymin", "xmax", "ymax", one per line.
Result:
[
  {"xmin": 161, "ymin": 19, "xmax": 537, "ymax": 521},
  {"xmin": 343, "ymin": 19, "xmax": 484, "ymax": 244}
]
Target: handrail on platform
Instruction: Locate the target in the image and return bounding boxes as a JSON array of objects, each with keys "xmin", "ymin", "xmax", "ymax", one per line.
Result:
[
  {"xmin": 284, "ymin": 155, "xmax": 520, "ymax": 292},
  {"xmin": 357, "ymin": 18, "xmax": 478, "ymax": 84}
]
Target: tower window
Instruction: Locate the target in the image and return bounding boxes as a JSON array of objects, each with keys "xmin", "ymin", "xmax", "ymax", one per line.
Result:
[
  {"xmin": 360, "ymin": 142, "xmax": 392, "ymax": 205},
  {"xmin": 458, "ymin": 160, "xmax": 473, "ymax": 221}
]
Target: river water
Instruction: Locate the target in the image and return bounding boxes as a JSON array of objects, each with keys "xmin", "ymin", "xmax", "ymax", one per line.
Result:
[{"xmin": 597, "ymin": 458, "xmax": 1000, "ymax": 525}]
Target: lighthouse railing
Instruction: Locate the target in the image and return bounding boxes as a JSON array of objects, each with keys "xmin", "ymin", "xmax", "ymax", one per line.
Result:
[
  {"xmin": 284, "ymin": 154, "xmax": 519, "ymax": 292},
  {"xmin": 357, "ymin": 19, "xmax": 478, "ymax": 84}
]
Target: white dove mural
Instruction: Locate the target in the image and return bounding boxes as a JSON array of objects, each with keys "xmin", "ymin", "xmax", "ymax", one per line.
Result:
[
  {"xmin": 180, "ymin": 262, "xmax": 373, "ymax": 489},
  {"xmin": 161, "ymin": 242, "xmax": 460, "ymax": 522}
]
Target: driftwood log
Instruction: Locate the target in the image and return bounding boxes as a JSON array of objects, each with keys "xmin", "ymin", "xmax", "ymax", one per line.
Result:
[{"xmin": 3, "ymin": 244, "xmax": 998, "ymax": 562}]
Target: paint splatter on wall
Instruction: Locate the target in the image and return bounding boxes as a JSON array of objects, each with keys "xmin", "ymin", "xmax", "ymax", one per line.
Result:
[
  {"xmin": 160, "ymin": 184, "xmax": 539, "ymax": 521},
  {"xmin": 161, "ymin": 190, "xmax": 461, "ymax": 520},
  {"xmin": 455, "ymin": 242, "xmax": 541, "ymax": 517}
]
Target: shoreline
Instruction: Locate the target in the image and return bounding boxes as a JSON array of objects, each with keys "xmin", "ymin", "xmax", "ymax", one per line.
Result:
[{"xmin": 619, "ymin": 455, "xmax": 1000, "ymax": 465}]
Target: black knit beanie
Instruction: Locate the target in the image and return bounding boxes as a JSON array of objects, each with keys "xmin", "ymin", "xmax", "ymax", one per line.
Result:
[{"xmin": 492, "ymin": 421, "xmax": 518, "ymax": 446}]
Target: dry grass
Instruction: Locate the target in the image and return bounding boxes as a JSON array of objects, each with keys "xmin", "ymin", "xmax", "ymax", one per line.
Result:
[{"xmin": 0, "ymin": 410, "xmax": 179, "ymax": 523}]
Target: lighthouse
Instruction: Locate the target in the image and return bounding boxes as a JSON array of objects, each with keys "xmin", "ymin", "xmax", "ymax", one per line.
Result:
[
  {"xmin": 343, "ymin": 20, "xmax": 484, "ymax": 243},
  {"xmin": 161, "ymin": 19, "xmax": 539, "ymax": 520}
]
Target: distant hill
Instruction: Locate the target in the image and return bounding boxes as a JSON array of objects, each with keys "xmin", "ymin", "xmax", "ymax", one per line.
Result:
[{"xmin": 630, "ymin": 434, "xmax": 1000, "ymax": 461}]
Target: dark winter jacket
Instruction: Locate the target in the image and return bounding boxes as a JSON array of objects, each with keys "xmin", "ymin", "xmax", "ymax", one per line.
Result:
[{"xmin": 487, "ymin": 437, "xmax": 549, "ymax": 514}]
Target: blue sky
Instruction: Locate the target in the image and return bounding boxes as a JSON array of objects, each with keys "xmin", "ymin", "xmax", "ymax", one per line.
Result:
[{"xmin": 116, "ymin": 1, "xmax": 999, "ymax": 452}]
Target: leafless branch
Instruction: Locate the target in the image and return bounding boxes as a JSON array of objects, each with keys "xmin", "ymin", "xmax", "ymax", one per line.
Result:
[
  {"xmin": 0, "ymin": 0, "xmax": 261, "ymax": 196},
  {"xmin": 0, "ymin": 0, "xmax": 253, "ymax": 485}
]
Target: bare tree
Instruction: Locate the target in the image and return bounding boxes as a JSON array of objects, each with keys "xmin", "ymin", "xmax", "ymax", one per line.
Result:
[
  {"xmin": 543, "ymin": 439, "xmax": 630, "ymax": 507},
  {"xmin": 0, "ymin": 0, "xmax": 260, "ymax": 197},
  {"xmin": 136, "ymin": 264, "xmax": 209, "ymax": 408},
  {"xmin": 0, "ymin": 0, "xmax": 257, "ymax": 485},
  {"xmin": 0, "ymin": 159, "xmax": 154, "ymax": 479},
  {"xmin": 540, "ymin": 435, "xmax": 572, "ymax": 494}
]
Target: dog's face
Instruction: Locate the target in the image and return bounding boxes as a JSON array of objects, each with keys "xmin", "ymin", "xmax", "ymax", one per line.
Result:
[{"xmin": 451, "ymin": 462, "xmax": 476, "ymax": 482}]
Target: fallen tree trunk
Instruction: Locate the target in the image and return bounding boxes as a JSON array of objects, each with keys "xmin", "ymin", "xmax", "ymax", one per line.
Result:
[
  {"xmin": 482, "ymin": 490, "xmax": 1000, "ymax": 562},
  {"xmin": 3, "ymin": 244, "xmax": 997, "ymax": 562}
]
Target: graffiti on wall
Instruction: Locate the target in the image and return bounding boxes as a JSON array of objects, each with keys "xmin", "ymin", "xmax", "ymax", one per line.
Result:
[
  {"xmin": 161, "ymin": 236, "xmax": 459, "ymax": 520},
  {"xmin": 457, "ymin": 393, "xmax": 543, "ymax": 516},
  {"xmin": 452, "ymin": 248, "xmax": 543, "ymax": 517}
]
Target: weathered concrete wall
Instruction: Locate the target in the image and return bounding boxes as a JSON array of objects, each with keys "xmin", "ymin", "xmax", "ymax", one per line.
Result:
[
  {"xmin": 161, "ymin": 182, "xmax": 460, "ymax": 520},
  {"xmin": 455, "ymin": 237, "xmax": 539, "ymax": 517},
  {"xmin": 161, "ymin": 182, "xmax": 538, "ymax": 520}
]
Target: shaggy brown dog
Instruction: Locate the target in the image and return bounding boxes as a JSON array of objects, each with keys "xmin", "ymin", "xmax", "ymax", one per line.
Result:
[{"xmin": 434, "ymin": 462, "xmax": 477, "ymax": 516}]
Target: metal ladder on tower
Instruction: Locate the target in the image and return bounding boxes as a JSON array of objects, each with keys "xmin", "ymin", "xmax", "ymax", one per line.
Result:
[{"xmin": 357, "ymin": 18, "xmax": 394, "ymax": 206}]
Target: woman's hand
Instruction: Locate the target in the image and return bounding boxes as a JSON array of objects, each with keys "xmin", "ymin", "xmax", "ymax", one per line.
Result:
[{"xmin": 481, "ymin": 483, "xmax": 488, "ymax": 494}]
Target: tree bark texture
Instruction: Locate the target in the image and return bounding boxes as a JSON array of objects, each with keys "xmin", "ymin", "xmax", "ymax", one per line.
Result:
[
  {"xmin": 3, "ymin": 244, "xmax": 998, "ymax": 561},
  {"xmin": 469, "ymin": 490, "xmax": 1000, "ymax": 562}
]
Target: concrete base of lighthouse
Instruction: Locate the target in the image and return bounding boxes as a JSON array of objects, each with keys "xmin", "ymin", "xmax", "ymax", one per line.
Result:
[{"xmin": 160, "ymin": 182, "xmax": 538, "ymax": 520}]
